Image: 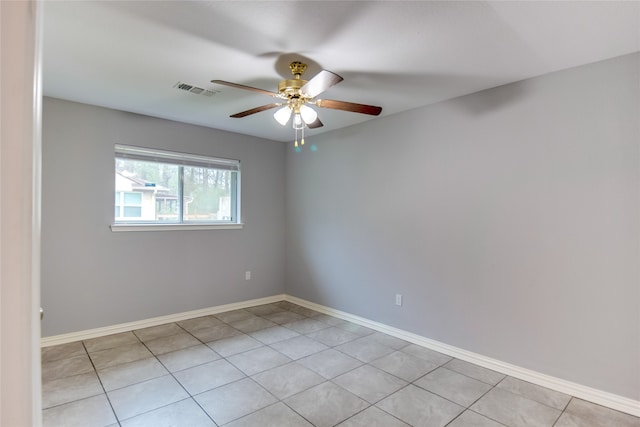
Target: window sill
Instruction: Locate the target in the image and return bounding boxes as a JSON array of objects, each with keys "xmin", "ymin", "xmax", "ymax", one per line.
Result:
[{"xmin": 110, "ymin": 223, "xmax": 243, "ymax": 232}]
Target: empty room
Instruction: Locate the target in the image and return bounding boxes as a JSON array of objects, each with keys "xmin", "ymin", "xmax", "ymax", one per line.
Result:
[{"xmin": 1, "ymin": 1, "xmax": 638, "ymax": 426}]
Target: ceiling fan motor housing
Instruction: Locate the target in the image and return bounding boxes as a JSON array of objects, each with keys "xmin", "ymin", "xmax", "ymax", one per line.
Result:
[
  {"xmin": 278, "ymin": 78, "xmax": 307, "ymax": 98},
  {"xmin": 278, "ymin": 62, "xmax": 310, "ymax": 98}
]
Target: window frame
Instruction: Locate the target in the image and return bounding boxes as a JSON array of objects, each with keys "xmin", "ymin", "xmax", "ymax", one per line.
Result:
[{"xmin": 111, "ymin": 144, "xmax": 242, "ymax": 232}]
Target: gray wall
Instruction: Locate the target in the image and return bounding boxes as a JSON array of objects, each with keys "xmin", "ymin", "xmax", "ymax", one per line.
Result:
[
  {"xmin": 285, "ymin": 53, "xmax": 639, "ymax": 400},
  {"xmin": 42, "ymin": 98, "xmax": 285, "ymax": 336}
]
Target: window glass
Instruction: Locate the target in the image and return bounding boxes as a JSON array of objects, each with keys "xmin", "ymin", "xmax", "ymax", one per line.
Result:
[{"xmin": 114, "ymin": 145, "xmax": 240, "ymax": 225}]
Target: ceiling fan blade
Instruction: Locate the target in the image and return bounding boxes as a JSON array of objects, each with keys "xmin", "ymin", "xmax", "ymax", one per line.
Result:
[
  {"xmin": 300, "ymin": 70, "xmax": 344, "ymax": 98},
  {"xmin": 211, "ymin": 80, "xmax": 279, "ymax": 97},
  {"xmin": 307, "ymin": 117, "xmax": 324, "ymax": 129},
  {"xmin": 316, "ymin": 99, "xmax": 382, "ymax": 116},
  {"xmin": 230, "ymin": 103, "xmax": 281, "ymax": 118}
]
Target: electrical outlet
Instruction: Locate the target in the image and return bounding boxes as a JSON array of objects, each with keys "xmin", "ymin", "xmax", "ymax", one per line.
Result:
[
  {"xmin": 395, "ymin": 294, "xmax": 403, "ymax": 306},
  {"xmin": 245, "ymin": 271, "xmax": 251, "ymax": 281}
]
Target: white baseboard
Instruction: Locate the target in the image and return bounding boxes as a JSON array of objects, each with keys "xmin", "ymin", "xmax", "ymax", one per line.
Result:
[
  {"xmin": 284, "ymin": 295, "xmax": 640, "ymax": 418},
  {"xmin": 40, "ymin": 294, "xmax": 286, "ymax": 347},
  {"xmin": 41, "ymin": 293, "xmax": 639, "ymax": 417}
]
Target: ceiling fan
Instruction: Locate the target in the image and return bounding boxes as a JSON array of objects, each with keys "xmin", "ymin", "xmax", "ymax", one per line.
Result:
[{"xmin": 212, "ymin": 61, "xmax": 382, "ymax": 148}]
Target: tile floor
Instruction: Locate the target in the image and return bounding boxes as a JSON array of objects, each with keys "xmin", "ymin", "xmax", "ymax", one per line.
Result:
[{"xmin": 42, "ymin": 301, "xmax": 640, "ymax": 427}]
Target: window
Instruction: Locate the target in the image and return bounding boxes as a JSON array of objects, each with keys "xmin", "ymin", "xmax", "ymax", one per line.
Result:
[
  {"xmin": 113, "ymin": 145, "xmax": 240, "ymax": 230},
  {"xmin": 115, "ymin": 191, "xmax": 143, "ymax": 219}
]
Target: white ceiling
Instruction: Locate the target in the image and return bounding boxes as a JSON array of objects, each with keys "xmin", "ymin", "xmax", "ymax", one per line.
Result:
[{"xmin": 42, "ymin": 1, "xmax": 640, "ymax": 142}]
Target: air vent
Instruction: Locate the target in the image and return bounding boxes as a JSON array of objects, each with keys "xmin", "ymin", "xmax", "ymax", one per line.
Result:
[{"xmin": 174, "ymin": 82, "xmax": 219, "ymax": 97}]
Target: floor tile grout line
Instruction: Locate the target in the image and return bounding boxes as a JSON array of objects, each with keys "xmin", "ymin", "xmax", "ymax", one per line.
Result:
[
  {"xmin": 107, "ymin": 335, "xmax": 218, "ymax": 426},
  {"xmin": 492, "ymin": 375, "xmax": 572, "ymax": 413},
  {"xmin": 191, "ymin": 306, "xmax": 384, "ymax": 424},
  {"xmin": 276, "ymin": 378, "xmax": 374, "ymax": 427},
  {"xmin": 552, "ymin": 396, "xmax": 575, "ymax": 427},
  {"xmin": 264, "ymin": 317, "xmax": 500, "ymax": 425},
  {"xmin": 137, "ymin": 329, "xmax": 223, "ymax": 426},
  {"xmin": 43, "ymin": 302, "xmax": 638, "ymax": 426},
  {"xmin": 116, "ymin": 305, "xmax": 330, "ymax": 425},
  {"xmin": 443, "ymin": 407, "xmax": 510, "ymax": 427},
  {"xmin": 210, "ymin": 376, "xmax": 290, "ymax": 426},
  {"xmin": 406, "ymin": 364, "xmax": 498, "ymax": 410},
  {"xmin": 94, "ymin": 312, "xmax": 490, "ymax": 425},
  {"xmin": 94, "ymin": 328, "xmax": 202, "ymax": 423},
  {"xmin": 80, "ymin": 341, "xmax": 122, "ymax": 427}
]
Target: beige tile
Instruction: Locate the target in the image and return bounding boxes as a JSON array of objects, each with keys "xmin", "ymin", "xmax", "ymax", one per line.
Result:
[
  {"xmin": 554, "ymin": 398, "xmax": 640, "ymax": 427},
  {"xmin": 195, "ymin": 378, "xmax": 277, "ymax": 425},
  {"xmin": 97, "ymin": 357, "xmax": 168, "ymax": 391},
  {"xmin": 274, "ymin": 301, "xmax": 300, "ymax": 311},
  {"xmin": 215, "ymin": 309, "xmax": 256, "ymax": 323},
  {"xmin": 263, "ymin": 310, "xmax": 305, "ymax": 325},
  {"xmin": 144, "ymin": 331, "xmax": 201, "ymax": 355},
  {"xmin": 497, "ymin": 377, "xmax": 571, "ymax": 410},
  {"xmin": 225, "ymin": 402, "xmax": 313, "ymax": 427},
  {"xmin": 337, "ymin": 406, "xmax": 410, "ymax": 426},
  {"xmin": 89, "ymin": 342, "xmax": 153, "ymax": 370},
  {"xmin": 414, "ymin": 367, "xmax": 493, "ymax": 407},
  {"xmin": 371, "ymin": 350, "xmax": 439, "ymax": 382},
  {"xmin": 207, "ymin": 334, "xmax": 263, "ymax": 357},
  {"xmin": 471, "ymin": 387, "xmax": 561, "ymax": 427},
  {"xmin": 42, "ymin": 354, "xmax": 94, "ymax": 382},
  {"xmin": 367, "ymin": 332, "xmax": 410, "ymax": 350},
  {"xmin": 447, "ymin": 410, "xmax": 505, "ymax": 427},
  {"xmin": 335, "ymin": 335, "xmax": 395, "ymax": 363},
  {"xmin": 298, "ymin": 348, "xmax": 362, "ymax": 379},
  {"xmin": 245, "ymin": 303, "xmax": 286, "ymax": 316},
  {"xmin": 288, "ymin": 305, "xmax": 322, "ymax": 317},
  {"xmin": 444, "ymin": 359, "xmax": 505, "ymax": 386},
  {"xmin": 230, "ymin": 316, "xmax": 277, "ymax": 333},
  {"xmin": 306, "ymin": 326, "xmax": 360, "ymax": 347},
  {"xmin": 227, "ymin": 346, "xmax": 291, "ymax": 376},
  {"xmin": 107, "ymin": 375, "xmax": 189, "ymax": 420},
  {"xmin": 335, "ymin": 322, "xmax": 376, "ymax": 337},
  {"xmin": 191, "ymin": 323, "xmax": 241, "ymax": 342},
  {"xmin": 84, "ymin": 332, "xmax": 140, "ymax": 353},
  {"xmin": 133, "ymin": 323, "xmax": 183, "ymax": 342},
  {"xmin": 400, "ymin": 344, "xmax": 452, "ymax": 366},
  {"xmin": 177, "ymin": 315, "xmax": 223, "ymax": 332},
  {"xmin": 313, "ymin": 313, "xmax": 348, "ymax": 327},
  {"xmin": 42, "ymin": 341, "xmax": 86, "ymax": 363},
  {"xmin": 283, "ymin": 318, "xmax": 331, "ymax": 334},
  {"xmin": 377, "ymin": 384, "xmax": 464, "ymax": 427},
  {"xmin": 284, "ymin": 381, "xmax": 369, "ymax": 427},
  {"xmin": 173, "ymin": 359, "xmax": 245, "ymax": 395},
  {"xmin": 270, "ymin": 335, "xmax": 329, "ymax": 360},
  {"xmin": 249, "ymin": 325, "xmax": 300, "ymax": 345},
  {"xmin": 252, "ymin": 362, "xmax": 325, "ymax": 399},
  {"xmin": 120, "ymin": 398, "xmax": 216, "ymax": 427},
  {"xmin": 157, "ymin": 344, "xmax": 220, "ymax": 372},
  {"xmin": 334, "ymin": 365, "xmax": 407, "ymax": 403},
  {"xmin": 43, "ymin": 394, "xmax": 116, "ymax": 427},
  {"xmin": 42, "ymin": 371, "xmax": 103, "ymax": 408}
]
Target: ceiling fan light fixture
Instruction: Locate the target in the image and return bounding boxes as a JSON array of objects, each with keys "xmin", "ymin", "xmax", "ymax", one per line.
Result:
[
  {"xmin": 299, "ymin": 104, "xmax": 318, "ymax": 124},
  {"xmin": 274, "ymin": 106, "xmax": 292, "ymax": 126},
  {"xmin": 292, "ymin": 113, "xmax": 304, "ymax": 130}
]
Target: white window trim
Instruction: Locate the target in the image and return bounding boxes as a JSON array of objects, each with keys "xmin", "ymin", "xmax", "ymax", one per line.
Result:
[{"xmin": 110, "ymin": 223, "xmax": 243, "ymax": 232}]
